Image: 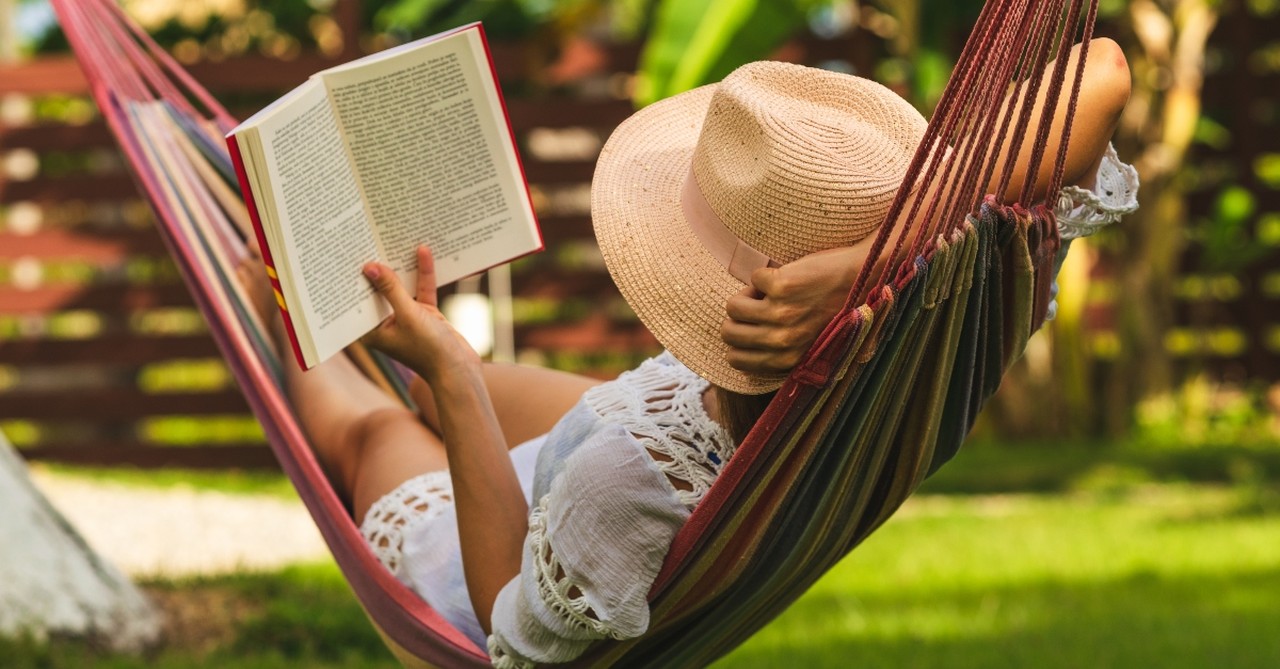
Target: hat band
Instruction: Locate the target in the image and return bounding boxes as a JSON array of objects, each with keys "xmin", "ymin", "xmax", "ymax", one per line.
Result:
[{"xmin": 681, "ymin": 168, "xmax": 779, "ymax": 283}]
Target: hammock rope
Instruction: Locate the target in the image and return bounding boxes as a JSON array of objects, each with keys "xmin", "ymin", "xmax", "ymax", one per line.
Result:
[{"xmin": 51, "ymin": 0, "xmax": 1097, "ymax": 666}]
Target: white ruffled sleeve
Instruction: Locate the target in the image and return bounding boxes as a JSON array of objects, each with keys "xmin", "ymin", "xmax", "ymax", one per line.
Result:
[
  {"xmin": 486, "ymin": 423, "xmax": 689, "ymax": 669},
  {"xmin": 1055, "ymin": 142, "xmax": 1140, "ymax": 240},
  {"xmin": 1046, "ymin": 143, "xmax": 1140, "ymax": 320}
]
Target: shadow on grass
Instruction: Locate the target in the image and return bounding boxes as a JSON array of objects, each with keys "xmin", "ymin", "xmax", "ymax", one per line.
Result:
[
  {"xmin": 920, "ymin": 441, "xmax": 1280, "ymax": 496},
  {"xmin": 7, "ymin": 545, "xmax": 1277, "ymax": 668},
  {"xmin": 717, "ymin": 566, "xmax": 1280, "ymax": 669},
  {"xmin": 0, "ymin": 563, "xmax": 400, "ymax": 669}
]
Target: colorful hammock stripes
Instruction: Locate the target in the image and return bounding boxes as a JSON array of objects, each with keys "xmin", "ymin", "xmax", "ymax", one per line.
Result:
[{"xmin": 52, "ymin": 0, "xmax": 1096, "ymax": 665}]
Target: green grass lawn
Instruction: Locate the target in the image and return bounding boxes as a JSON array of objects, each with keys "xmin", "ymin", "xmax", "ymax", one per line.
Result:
[
  {"xmin": 715, "ymin": 484, "xmax": 1280, "ymax": 668},
  {"xmin": 6, "ymin": 446, "xmax": 1279, "ymax": 668}
]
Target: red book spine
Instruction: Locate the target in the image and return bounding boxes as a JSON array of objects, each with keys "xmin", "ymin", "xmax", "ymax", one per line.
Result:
[{"xmin": 225, "ymin": 134, "xmax": 310, "ymax": 371}]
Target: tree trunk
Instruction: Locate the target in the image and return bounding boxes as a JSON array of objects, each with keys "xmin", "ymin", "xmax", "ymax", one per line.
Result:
[
  {"xmin": 0, "ymin": 433, "xmax": 161, "ymax": 652},
  {"xmin": 1100, "ymin": 0, "xmax": 1219, "ymax": 435}
]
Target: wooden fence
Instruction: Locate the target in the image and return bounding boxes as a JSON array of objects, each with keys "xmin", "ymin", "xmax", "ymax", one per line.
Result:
[
  {"xmin": 4, "ymin": 6, "xmax": 1276, "ymax": 468},
  {"xmin": 0, "ymin": 29, "xmax": 876, "ymax": 468}
]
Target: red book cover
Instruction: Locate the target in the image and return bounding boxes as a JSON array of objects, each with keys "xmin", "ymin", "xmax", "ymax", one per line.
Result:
[{"xmin": 225, "ymin": 135, "xmax": 310, "ymax": 370}]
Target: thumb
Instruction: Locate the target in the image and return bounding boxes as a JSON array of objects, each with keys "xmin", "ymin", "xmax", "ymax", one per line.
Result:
[{"xmin": 363, "ymin": 261, "xmax": 415, "ymax": 315}]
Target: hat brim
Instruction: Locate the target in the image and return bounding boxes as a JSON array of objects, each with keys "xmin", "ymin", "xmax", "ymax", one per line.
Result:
[{"xmin": 592, "ymin": 84, "xmax": 786, "ymax": 394}]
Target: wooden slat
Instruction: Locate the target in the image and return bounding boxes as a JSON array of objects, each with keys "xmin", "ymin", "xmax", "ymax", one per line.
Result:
[
  {"xmin": 0, "ymin": 114, "xmax": 580, "ymax": 153},
  {"xmin": 533, "ymin": 214, "xmax": 595, "ymax": 241},
  {"xmin": 0, "ymin": 389, "xmax": 249, "ymax": 420},
  {"xmin": 0, "ymin": 334, "xmax": 220, "ymax": 365},
  {"xmin": 0, "ymin": 42, "xmax": 644, "ymax": 97},
  {"xmin": 0, "ymin": 122, "xmax": 116, "ymax": 151},
  {"xmin": 0, "ymin": 229, "xmax": 168, "ymax": 261},
  {"xmin": 0, "ymin": 58, "xmax": 93, "ymax": 95},
  {"xmin": 1, "ymin": 174, "xmax": 139, "ymax": 203},
  {"xmin": 515, "ymin": 314, "xmax": 655, "ymax": 350},
  {"xmin": 511, "ymin": 280, "xmax": 619, "ymax": 304},
  {"xmin": 0, "ymin": 38, "xmax": 642, "ymax": 91},
  {"xmin": 186, "ymin": 55, "xmax": 347, "ymax": 92},
  {"xmin": 523, "ymin": 159, "xmax": 597, "ymax": 185},
  {"xmin": 0, "ymin": 100, "xmax": 631, "ymax": 151},
  {"xmin": 185, "ymin": 49, "xmax": 627, "ymax": 92},
  {"xmin": 0, "ymin": 283, "xmax": 193, "ymax": 313},
  {"xmin": 0, "ymin": 55, "xmax": 337, "ymax": 96},
  {"xmin": 505, "ymin": 98, "xmax": 634, "ymax": 130},
  {"xmin": 20, "ymin": 443, "xmax": 279, "ymax": 470}
]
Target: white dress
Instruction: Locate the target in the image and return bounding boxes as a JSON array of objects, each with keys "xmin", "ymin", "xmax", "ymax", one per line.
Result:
[
  {"xmin": 360, "ymin": 353, "xmax": 735, "ymax": 667},
  {"xmin": 358, "ymin": 146, "xmax": 1140, "ymax": 668}
]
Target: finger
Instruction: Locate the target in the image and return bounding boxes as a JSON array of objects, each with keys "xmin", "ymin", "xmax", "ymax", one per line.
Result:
[
  {"xmin": 720, "ymin": 319, "xmax": 775, "ymax": 350},
  {"xmin": 415, "ymin": 245, "xmax": 438, "ymax": 307},
  {"xmin": 363, "ymin": 261, "xmax": 416, "ymax": 315},
  {"xmin": 748, "ymin": 266, "xmax": 784, "ymax": 296},
  {"xmin": 725, "ymin": 347, "xmax": 795, "ymax": 375},
  {"xmin": 726, "ymin": 289, "xmax": 782, "ymax": 326}
]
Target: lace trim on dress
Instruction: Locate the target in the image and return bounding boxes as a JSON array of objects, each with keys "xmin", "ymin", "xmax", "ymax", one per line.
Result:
[
  {"xmin": 487, "ymin": 637, "xmax": 529, "ymax": 669},
  {"xmin": 506, "ymin": 354, "xmax": 734, "ymax": 656},
  {"xmin": 359, "ymin": 470, "xmax": 453, "ymax": 576},
  {"xmin": 582, "ymin": 354, "xmax": 736, "ymax": 508},
  {"xmin": 1056, "ymin": 143, "xmax": 1140, "ymax": 240},
  {"xmin": 525, "ymin": 496, "xmax": 618, "ymax": 639}
]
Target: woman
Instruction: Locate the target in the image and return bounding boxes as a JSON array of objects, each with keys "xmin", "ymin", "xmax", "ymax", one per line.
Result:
[{"xmin": 239, "ymin": 39, "xmax": 1136, "ymax": 668}]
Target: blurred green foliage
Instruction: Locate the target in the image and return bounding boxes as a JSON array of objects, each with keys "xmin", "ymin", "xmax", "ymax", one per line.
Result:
[
  {"xmin": 635, "ymin": 0, "xmax": 822, "ymax": 106},
  {"xmin": 367, "ymin": 0, "xmax": 571, "ymax": 40},
  {"xmin": 1198, "ymin": 185, "xmax": 1269, "ymax": 272}
]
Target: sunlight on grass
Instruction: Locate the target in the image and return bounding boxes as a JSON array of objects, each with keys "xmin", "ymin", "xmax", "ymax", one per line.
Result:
[
  {"xmin": 5, "ymin": 475, "xmax": 1275, "ymax": 668},
  {"xmin": 715, "ymin": 485, "xmax": 1280, "ymax": 669},
  {"xmin": 33, "ymin": 463, "xmax": 297, "ymax": 499}
]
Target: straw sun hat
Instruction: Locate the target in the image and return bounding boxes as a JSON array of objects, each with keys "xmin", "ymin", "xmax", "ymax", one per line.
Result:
[{"xmin": 593, "ymin": 61, "xmax": 927, "ymax": 394}]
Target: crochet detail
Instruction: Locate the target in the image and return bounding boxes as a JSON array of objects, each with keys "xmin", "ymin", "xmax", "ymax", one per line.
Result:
[
  {"xmin": 359, "ymin": 470, "xmax": 453, "ymax": 576},
  {"xmin": 1056, "ymin": 143, "xmax": 1139, "ymax": 240},
  {"xmin": 508, "ymin": 353, "xmax": 735, "ymax": 656},
  {"xmin": 488, "ymin": 635, "xmax": 533, "ymax": 669},
  {"xmin": 526, "ymin": 496, "xmax": 618, "ymax": 638},
  {"xmin": 582, "ymin": 353, "xmax": 736, "ymax": 507}
]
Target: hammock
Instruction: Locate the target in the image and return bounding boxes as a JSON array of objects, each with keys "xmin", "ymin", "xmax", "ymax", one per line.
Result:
[{"xmin": 52, "ymin": 0, "xmax": 1096, "ymax": 665}]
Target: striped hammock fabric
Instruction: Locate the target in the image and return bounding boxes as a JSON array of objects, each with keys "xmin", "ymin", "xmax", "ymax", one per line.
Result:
[{"xmin": 51, "ymin": 0, "xmax": 1095, "ymax": 666}]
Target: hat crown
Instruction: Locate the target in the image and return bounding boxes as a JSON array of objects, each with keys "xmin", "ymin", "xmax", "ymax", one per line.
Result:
[{"xmin": 690, "ymin": 62, "xmax": 926, "ymax": 265}]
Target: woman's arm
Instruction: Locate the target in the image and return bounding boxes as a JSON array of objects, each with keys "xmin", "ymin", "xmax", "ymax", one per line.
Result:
[
  {"xmin": 361, "ymin": 246, "xmax": 526, "ymax": 633},
  {"xmin": 722, "ymin": 39, "xmax": 1131, "ymax": 375}
]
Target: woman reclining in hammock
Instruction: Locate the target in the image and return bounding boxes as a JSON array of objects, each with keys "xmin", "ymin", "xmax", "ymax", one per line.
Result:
[{"xmin": 238, "ymin": 39, "xmax": 1136, "ymax": 668}]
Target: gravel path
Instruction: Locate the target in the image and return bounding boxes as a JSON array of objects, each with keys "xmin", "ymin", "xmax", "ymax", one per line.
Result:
[{"xmin": 30, "ymin": 469, "xmax": 330, "ymax": 578}]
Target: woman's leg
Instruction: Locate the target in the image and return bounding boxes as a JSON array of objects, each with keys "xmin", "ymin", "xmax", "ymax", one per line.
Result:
[
  {"xmin": 409, "ymin": 364, "xmax": 603, "ymax": 451},
  {"xmin": 237, "ymin": 260, "xmax": 450, "ymax": 522},
  {"xmin": 990, "ymin": 38, "xmax": 1131, "ymax": 200}
]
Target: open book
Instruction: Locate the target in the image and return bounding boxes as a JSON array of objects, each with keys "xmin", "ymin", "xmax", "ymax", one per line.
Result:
[{"xmin": 227, "ymin": 23, "xmax": 541, "ymax": 370}]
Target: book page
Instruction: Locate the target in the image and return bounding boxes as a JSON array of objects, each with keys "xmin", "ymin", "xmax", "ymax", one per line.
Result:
[
  {"xmin": 320, "ymin": 27, "xmax": 540, "ymax": 289},
  {"xmin": 250, "ymin": 81, "xmax": 390, "ymax": 364}
]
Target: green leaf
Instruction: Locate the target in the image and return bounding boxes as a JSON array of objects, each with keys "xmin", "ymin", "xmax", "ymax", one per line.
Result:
[
  {"xmin": 1194, "ymin": 116, "xmax": 1232, "ymax": 150},
  {"xmin": 636, "ymin": 0, "xmax": 822, "ymax": 107},
  {"xmin": 1199, "ymin": 186, "xmax": 1267, "ymax": 272},
  {"xmin": 1255, "ymin": 153, "xmax": 1280, "ymax": 188}
]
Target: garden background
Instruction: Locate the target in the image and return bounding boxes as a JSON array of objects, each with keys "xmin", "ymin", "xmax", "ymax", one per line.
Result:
[{"xmin": 1, "ymin": 0, "xmax": 1278, "ymax": 667}]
